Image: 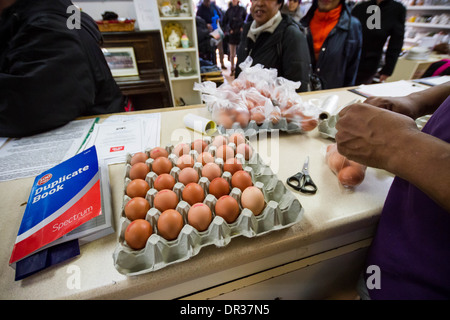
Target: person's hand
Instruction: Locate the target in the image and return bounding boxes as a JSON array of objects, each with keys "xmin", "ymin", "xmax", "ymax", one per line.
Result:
[
  {"xmin": 364, "ymin": 95, "xmax": 420, "ymax": 120},
  {"xmin": 335, "ymin": 103, "xmax": 419, "ymax": 170},
  {"xmin": 379, "ymin": 74, "xmax": 389, "ymax": 82},
  {"xmin": 207, "ymin": 23, "xmax": 213, "ymax": 32}
]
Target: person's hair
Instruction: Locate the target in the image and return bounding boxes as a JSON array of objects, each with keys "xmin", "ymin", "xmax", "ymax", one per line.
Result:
[{"xmin": 277, "ymin": 0, "xmax": 283, "ymax": 9}]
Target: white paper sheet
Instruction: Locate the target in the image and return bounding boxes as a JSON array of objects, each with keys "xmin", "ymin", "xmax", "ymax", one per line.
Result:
[
  {"xmin": 352, "ymin": 80, "xmax": 429, "ymax": 98},
  {"xmin": 133, "ymin": 0, "xmax": 160, "ymax": 31},
  {"xmin": 84, "ymin": 113, "xmax": 161, "ymax": 164},
  {"xmin": 0, "ymin": 119, "xmax": 97, "ymax": 182}
]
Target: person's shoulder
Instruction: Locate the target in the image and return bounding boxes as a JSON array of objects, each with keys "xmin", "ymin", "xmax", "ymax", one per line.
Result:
[
  {"xmin": 390, "ymin": 0, "xmax": 407, "ymax": 12},
  {"xmin": 280, "ymin": 14, "xmax": 304, "ymax": 35},
  {"xmin": 351, "ymin": 0, "xmax": 371, "ymax": 14}
]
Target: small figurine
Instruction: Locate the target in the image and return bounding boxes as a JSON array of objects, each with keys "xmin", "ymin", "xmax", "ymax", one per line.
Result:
[
  {"xmin": 168, "ymin": 29, "xmax": 180, "ymax": 48},
  {"xmin": 172, "ymin": 56, "xmax": 179, "ymax": 77},
  {"xmin": 181, "ymin": 34, "xmax": 189, "ymax": 48}
]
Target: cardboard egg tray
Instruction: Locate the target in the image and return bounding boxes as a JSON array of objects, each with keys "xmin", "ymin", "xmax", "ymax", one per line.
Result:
[
  {"xmin": 113, "ymin": 136, "xmax": 304, "ymax": 275},
  {"xmin": 217, "ymin": 118, "xmax": 303, "ymax": 137}
]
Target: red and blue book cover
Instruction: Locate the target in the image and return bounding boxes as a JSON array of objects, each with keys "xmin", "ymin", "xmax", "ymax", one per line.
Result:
[{"xmin": 9, "ymin": 146, "xmax": 102, "ymax": 265}]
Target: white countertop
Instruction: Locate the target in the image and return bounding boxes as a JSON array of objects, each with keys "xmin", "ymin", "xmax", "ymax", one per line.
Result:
[{"xmin": 0, "ymin": 88, "xmax": 394, "ymax": 299}]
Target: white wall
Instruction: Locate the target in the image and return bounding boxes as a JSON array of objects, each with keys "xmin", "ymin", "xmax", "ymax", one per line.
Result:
[{"xmin": 73, "ymin": 1, "xmax": 136, "ymax": 20}]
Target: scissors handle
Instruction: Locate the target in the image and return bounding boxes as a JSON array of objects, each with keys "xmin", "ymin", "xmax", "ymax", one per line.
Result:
[
  {"xmin": 286, "ymin": 173, "xmax": 317, "ymax": 194},
  {"xmin": 300, "ymin": 174, "xmax": 318, "ymax": 194}
]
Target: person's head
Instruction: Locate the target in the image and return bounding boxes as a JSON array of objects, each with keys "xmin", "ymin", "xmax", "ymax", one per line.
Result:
[
  {"xmin": 232, "ymin": 0, "xmax": 240, "ymax": 6},
  {"xmin": 287, "ymin": 0, "xmax": 300, "ymax": 12},
  {"xmin": 250, "ymin": 0, "xmax": 283, "ymax": 27},
  {"xmin": 202, "ymin": 0, "xmax": 211, "ymax": 7},
  {"xmin": 317, "ymin": 0, "xmax": 341, "ymax": 12}
]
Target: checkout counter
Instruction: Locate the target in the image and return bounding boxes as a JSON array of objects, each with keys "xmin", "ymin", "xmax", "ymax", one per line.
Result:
[{"xmin": 0, "ymin": 87, "xmax": 394, "ymax": 300}]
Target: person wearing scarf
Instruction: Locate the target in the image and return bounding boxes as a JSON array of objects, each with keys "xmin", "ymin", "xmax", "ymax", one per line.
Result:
[{"xmin": 236, "ymin": 0, "xmax": 312, "ymax": 92}]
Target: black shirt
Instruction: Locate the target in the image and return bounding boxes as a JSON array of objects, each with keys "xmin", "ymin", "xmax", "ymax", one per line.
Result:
[
  {"xmin": 352, "ymin": 0, "xmax": 406, "ymax": 78},
  {"xmin": 0, "ymin": 0, "xmax": 123, "ymax": 137}
]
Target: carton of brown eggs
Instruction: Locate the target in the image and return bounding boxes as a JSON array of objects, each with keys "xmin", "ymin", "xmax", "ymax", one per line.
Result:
[{"xmin": 113, "ymin": 134, "xmax": 303, "ymax": 275}]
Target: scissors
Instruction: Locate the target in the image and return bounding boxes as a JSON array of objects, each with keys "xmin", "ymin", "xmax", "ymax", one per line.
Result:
[{"xmin": 286, "ymin": 156, "xmax": 318, "ymax": 194}]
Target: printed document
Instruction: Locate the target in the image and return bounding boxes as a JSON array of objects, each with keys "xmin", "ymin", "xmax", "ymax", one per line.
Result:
[{"xmin": 0, "ymin": 119, "xmax": 97, "ymax": 182}]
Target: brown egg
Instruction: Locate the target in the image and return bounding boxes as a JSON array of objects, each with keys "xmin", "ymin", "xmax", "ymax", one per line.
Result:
[
  {"xmin": 196, "ymin": 151, "xmax": 215, "ymax": 166},
  {"xmin": 178, "ymin": 167, "xmax": 199, "ymax": 185},
  {"xmin": 130, "ymin": 152, "xmax": 148, "ymax": 166},
  {"xmin": 300, "ymin": 117, "xmax": 318, "ymax": 131},
  {"xmin": 229, "ymin": 132, "xmax": 246, "ymax": 146},
  {"xmin": 201, "ymin": 162, "xmax": 222, "ymax": 182},
  {"xmin": 176, "ymin": 154, "xmax": 195, "ymax": 170},
  {"xmin": 216, "ymin": 145, "xmax": 235, "ymax": 161},
  {"xmin": 231, "ymin": 170, "xmax": 253, "ymax": 192},
  {"xmin": 188, "ymin": 203, "xmax": 213, "ymax": 232},
  {"xmin": 157, "ymin": 209, "xmax": 184, "ymax": 241},
  {"xmin": 236, "ymin": 143, "xmax": 253, "ymax": 161},
  {"xmin": 191, "ymin": 139, "xmax": 208, "ymax": 154},
  {"xmin": 234, "ymin": 109, "xmax": 250, "ymax": 128},
  {"xmin": 241, "ymin": 186, "xmax": 265, "ymax": 216},
  {"xmin": 270, "ymin": 109, "xmax": 281, "ymax": 124},
  {"xmin": 250, "ymin": 108, "xmax": 265, "ymax": 125},
  {"xmin": 209, "ymin": 177, "xmax": 230, "ymax": 199},
  {"xmin": 223, "ymin": 158, "xmax": 243, "ymax": 175},
  {"xmin": 124, "ymin": 197, "xmax": 150, "ymax": 221},
  {"xmin": 153, "ymin": 189, "xmax": 178, "ymax": 212},
  {"xmin": 182, "ymin": 183, "xmax": 205, "ymax": 206},
  {"xmin": 211, "ymin": 135, "xmax": 228, "ymax": 148},
  {"xmin": 129, "ymin": 162, "xmax": 150, "ymax": 180},
  {"xmin": 153, "ymin": 173, "xmax": 176, "ymax": 191},
  {"xmin": 125, "ymin": 219, "xmax": 153, "ymax": 250},
  {"xmin": 217, "ymin": 111, "xmax": 234, "ymax": 129},
  {"xmin": 327, "ymin": 151, "xmax": 349, "ymax": 174},
  {"xmin": 338, "ymin": 165, "xmax": 366, "ymax": 187},
  {"xmin": 215, "ymin": 195, "xmax": 240, "ymax": 223},
  {"xmin": 149, "ymin": 147, "xmax": 169, "ymax": 159},
  {"xmin": 152, "ymin": 157, "xmax": 173, "ymax": 175},
  {"xmin": 173, "ymin": 143, "xmax": 190, "ymax": 157},
  {"xmin": 126, "ymin": 179, "xmax": 150, "ymax": 198}
]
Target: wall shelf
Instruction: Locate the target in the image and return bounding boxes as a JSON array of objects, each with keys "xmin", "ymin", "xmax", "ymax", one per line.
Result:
[{"xmin": 156, "ymin": 0, "xmax": 202, "ymax": 107}]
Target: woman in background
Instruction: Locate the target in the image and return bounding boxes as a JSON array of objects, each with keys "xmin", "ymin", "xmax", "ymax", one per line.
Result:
[
  {"xmin": 236, "ymin": 0, "xmax": 311, "ymax": 92},
  {"xmin": 281, "ymin": 0, "xmax": 303, "ymax": 23},
  {"xmin": 223, "ymin": 0, "xmax": 247, "ymax": 75}
]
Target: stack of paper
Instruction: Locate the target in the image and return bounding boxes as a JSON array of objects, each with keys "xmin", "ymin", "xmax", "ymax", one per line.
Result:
[{"xmin": 81, "ymin": 113, "xmax": 161, "ymax": 163}]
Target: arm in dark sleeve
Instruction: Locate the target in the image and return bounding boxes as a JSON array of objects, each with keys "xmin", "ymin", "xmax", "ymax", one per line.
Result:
[
  {"xmin": 0, "ymin": 15, "xmax": 94, "ymax": 137},
  {"xmin": 380, "ymin": 5, "xmax": 406, "ymax": 76},
  {"xmin": 282, "ymin": 25, "xmax": 311, "ymax": 92}
]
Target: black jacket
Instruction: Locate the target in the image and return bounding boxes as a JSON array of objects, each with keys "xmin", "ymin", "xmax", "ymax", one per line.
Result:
[
  {"xmin": 301, "ymin": 0, "xmax": 362, "ymax": 89},
  {"xmin": 0, "ymin": 0, "xmax": 124, "ymax": 138},
  {"xmin": 352, "ymin": 0, "xmax": 406, "ymax": 78},
  {"xmin": 236, "ymin": 14, "xmax": 311, "ymax": 92},
  {"xmin": 222, "ymin": 4, "xmax": 247, "ymax": 45}
]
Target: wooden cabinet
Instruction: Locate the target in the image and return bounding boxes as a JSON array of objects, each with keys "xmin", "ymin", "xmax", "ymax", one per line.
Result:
[{"xmin": 101, "ymin": 30, "xmax": 173, "ymax": 109}]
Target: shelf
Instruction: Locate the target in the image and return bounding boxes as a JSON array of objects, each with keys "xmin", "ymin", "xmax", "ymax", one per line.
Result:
[
  {"xmin": 157, "ymin": 0, "xmax": 202, "ymax": 106},
  {"xmin": 407, "ymin": 6, "xmax": 450, "ymax": 10},
  {"xmin": 406, "ymin": 22, "xmax": 450, "ymax": 29},
  {"xmin": 160, "ymin": 16, "xmax": 193, "ymax": 21},
  {"xmin": 166, "ymin": 47, "xmax": 197, "ymax": 53},
  {"xmin": 170, "ymin": 74, "xmax": 200, "ymax": 81}
]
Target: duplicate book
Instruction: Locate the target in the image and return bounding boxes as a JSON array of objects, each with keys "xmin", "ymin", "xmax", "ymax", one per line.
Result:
[{"xmin": 9, "ymin": 146, "xmax": 114, "ymax": 267}]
